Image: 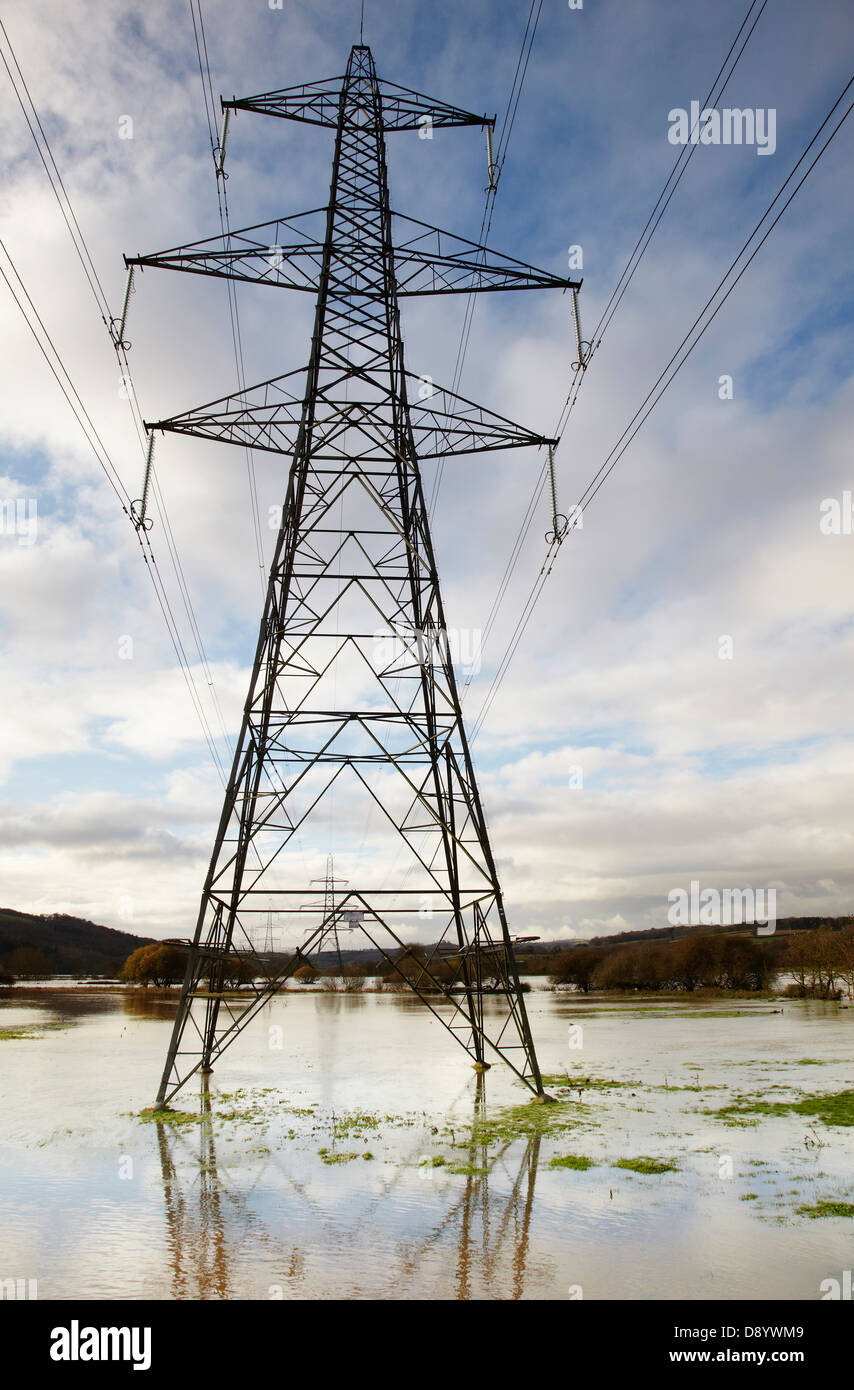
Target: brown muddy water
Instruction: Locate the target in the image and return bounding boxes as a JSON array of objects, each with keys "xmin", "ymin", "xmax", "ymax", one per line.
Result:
[{"xmin": 1, "ymin": 984, "xmax": 853, "ymax": 1300}]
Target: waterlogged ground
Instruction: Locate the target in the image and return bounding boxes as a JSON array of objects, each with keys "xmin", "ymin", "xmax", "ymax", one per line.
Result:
[{"xmin": 1, "ymin": 984, "xmax": 853, "ymax": 1299}]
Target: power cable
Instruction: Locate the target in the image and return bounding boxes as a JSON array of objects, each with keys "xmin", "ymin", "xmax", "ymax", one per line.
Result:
[
  {"xmin": 470, "ymin": 70, "xmax": 854, "ymax": 739},
  {"xmin": 465, "ymin": 0, "xmax": 772, "ymax": 722},
  {"xmin": 427, "ymin": 0, "xmax": 544, "ymax": 521},
  {"xmin": 189, "ymin": 0, "xmax": 267, "ymax": 597}
]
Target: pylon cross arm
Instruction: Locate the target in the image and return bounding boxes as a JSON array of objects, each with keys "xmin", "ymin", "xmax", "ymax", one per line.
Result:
[
  {"xmin": 127, "ymin": 208, "xmax": 579, "ymax": 299},
  {"xmin": 223, "ymin": 76, "xmax": 346, "ymax": 129},
  {"xmin": 223, "ymin": 74, "xmax": 489, "ymax": 132},
  {"xmin": 145, "ymin": 371, "xmax": 556, "ymax": 460}
]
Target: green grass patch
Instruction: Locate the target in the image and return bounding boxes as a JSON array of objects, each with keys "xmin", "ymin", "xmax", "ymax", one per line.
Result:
[
  {"xmin": 469, "ymin": 1098, "xmax": 594, "ymax": 1147},
  {"xmin": 135, "ymin": 1108, "xmax": 202, "ymax": 1127},
  {"xmin": 331, "ymin": 1112, "xmax": 381, "ymax": 1138},
  {"xmin": 653, "ymin": 1082, "xmax": 725, "ymax": 1092},
  {"xmin": 740, "ymin": 1193, "xmax": 759, "ymax": 1201},
  {"xmin": 614, "ymin": 1156, "xmax": 678, "ymax": 1175},
  {"xmin": 540, "ymin": 1073, "xmax": 634, "ymax": 1090},
  {"xmin": 448, "ymin": 1162, "xmax": 488, "ymax": 1177},
  {"xmin": 796, "ymin": 1201, "xmax": 854, "ymax": 1219},
  {"xmin": 0, "ymin": 1020, "xmax": 72, "ymax": 1041},
  {"xmin": 549, "ymin": 1154, "xmax": 595, "ymax": 1170},
  {"xmin": 711, "ymin": 1089, "xmax": 854, "ymax": 1127}
]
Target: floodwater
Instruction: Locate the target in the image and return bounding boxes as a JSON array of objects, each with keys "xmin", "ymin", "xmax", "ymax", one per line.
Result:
[{"xmin": 1, "ymin": 984, "xmax": 853, "ymax": 1300}]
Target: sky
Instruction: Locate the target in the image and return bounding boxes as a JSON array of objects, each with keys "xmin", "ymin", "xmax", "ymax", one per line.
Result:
[{"xmin": 0, "ymin": 0, "xmax": 853, "ymax": 945}]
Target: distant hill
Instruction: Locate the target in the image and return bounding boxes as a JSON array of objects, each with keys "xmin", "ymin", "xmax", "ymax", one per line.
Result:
[
  {"xmin": 0, "ymin": 908, "xmax": 155, "ymax": 977},
  {"xmin": 1, "ymin": 906, "xmax": 850, "ymax": 981},
  {"xmin": 579, "ymin": 915, "xmax": 854, "ymax": 951}
]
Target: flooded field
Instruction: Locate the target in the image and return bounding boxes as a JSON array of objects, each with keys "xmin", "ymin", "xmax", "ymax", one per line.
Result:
[{"xmin": 1, "ymin": 984, "xmax": 853, "ymax": 1300}]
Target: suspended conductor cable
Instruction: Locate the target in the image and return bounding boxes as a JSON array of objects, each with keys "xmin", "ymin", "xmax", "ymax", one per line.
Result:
[
  {"xmin": 189, "ymin": 0, "xmax": 267, "ymax": 595},
  {"xmin": 466, "ymin": 0, "xmax": 771, "ymax": 712},
  {"xmin": 0, "ymin": 239, "xmax": 131, "ymax": 510},
  {"xmin": 0, "ymin": 240, "xmax": 229, "ymax": 782},
  {"xmin": 469, "ymin": 71, "xmax": 854, "ymax": 740},
  {"xmin": 0, "ymin": 18, "xmax": 113, "ymax": 325},
  {"xmin": 589, "ymin": 0, "xmax": 769, "ymax": 361},
  {"xmin": 553, "ymin": 0, "xmax": 769, "ymax": 445},
  {"xmin": 0, "ymin": 21, "xmax": 247, "ymax": 786},
  {"xmin": 428, "ymin": 0, "xmax": 543, "ymax": 521},
  {"xmin": 574, "ymin": 72, "xmax": 854, "ymax": 520}
]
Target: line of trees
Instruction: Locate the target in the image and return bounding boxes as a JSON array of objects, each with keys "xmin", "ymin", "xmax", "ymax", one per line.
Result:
[
  {"xmin": 120, "ymin": 943, "xmax": 255, "ymax": 988},
  {"xmin": 550, "ymin": 922, "xmax": 854, "ymax": 996},
  {"xmin": 0, "ymin": 947, "xmax": 52, "ymax": 981},
  {"xmin": 783, "ymin": 923, "xmax": 854, "ymax": 999},
  {"xmin": 551, "ymin": 932, "xmax": 776, "ymax": 994},
  {"xmin": 118, "ymin": 942, "xmax": 464, "ymax": 991}
]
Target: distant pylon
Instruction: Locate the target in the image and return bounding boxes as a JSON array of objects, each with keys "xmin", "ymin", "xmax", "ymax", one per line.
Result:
[
  {"xmin": 130, "ymin": 43, "xmax": 581, "ymax": 1108},
  {"xmin": 307, "ymin": 855, "xmax": 346, "ymax": 974}
]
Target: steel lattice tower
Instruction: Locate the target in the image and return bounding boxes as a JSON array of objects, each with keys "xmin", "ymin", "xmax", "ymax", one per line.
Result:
[{"xmin": 129, "ymin": 44, "xmax": 580, "ymax": 1108}]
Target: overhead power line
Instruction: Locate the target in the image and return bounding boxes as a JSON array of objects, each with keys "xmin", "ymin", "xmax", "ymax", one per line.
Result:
[
  {"xmin": 0, "ymin": 18, "xmax": 234, "ymax": 779},
  {"xmin": 428, "ymin": 0, "xmax": 544, "ymax": 521},
  {"xmin": 189, "ymin": 0, "xmax": 268, "ymax": 597},
  {"xmin": 0, "ymin": 236, "xmax": 230, "ymax": 781},
  {"xmin": 465, "ymin": 0, "xmax": 771, "ymax": 717},
  {"xmin": 469, "ymin": 68, "xmax": 854, "ymax": 740}
]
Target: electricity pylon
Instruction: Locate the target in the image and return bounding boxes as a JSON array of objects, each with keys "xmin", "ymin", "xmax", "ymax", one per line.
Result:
[
  {"xmin": 130, "ymin": 44, "xmax": 580, "ymax": 1108},
  {"xmin": 305, "ymin": 855, "xmax": 346, "ymax": 974}
]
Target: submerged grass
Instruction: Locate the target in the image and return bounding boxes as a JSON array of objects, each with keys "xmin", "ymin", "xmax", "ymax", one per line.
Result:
[
  {"xmin": 135, "ymin": 1108, "xmax": 204, "ymax": 1127},
  {"xmin": 135, "ymin": 1091, "xmax": 455, "ymax": 1171},
  {"xmin": 549, "ymin": 1154, "xmax": 595, "ymax": 1170},
  {"xmin": 614, "ymin": 1156, "xmax": 678, "ymax": 1175},
  {"xmin": 796, "ymin": 1200, "xmax": 854, "ymax": 1219},
  {"xmin": 710, "ymin": 1089, "xmax": 854, "ymax": 1127},
  {"xmin": 0, "ymin": 1020, "xmax": 73, "ymax": 1041},
  {"xmin": 469, "ymin": 1098, "xmax": 595, "ymax": 1148},
  {"xmin": 540, "ymin": 1073, "xmax": 635, "ymax": 1091}
]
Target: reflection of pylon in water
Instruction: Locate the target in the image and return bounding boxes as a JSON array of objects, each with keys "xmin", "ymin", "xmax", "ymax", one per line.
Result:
[{"xmin": 152, "ymin": 1072, "xmax": 541, "ymax": 1298}]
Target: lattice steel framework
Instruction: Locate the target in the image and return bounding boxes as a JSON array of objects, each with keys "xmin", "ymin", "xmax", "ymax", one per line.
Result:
[{"xmin": 132, "ymin": 44, "xmax": 580, "ymax": 1108}]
